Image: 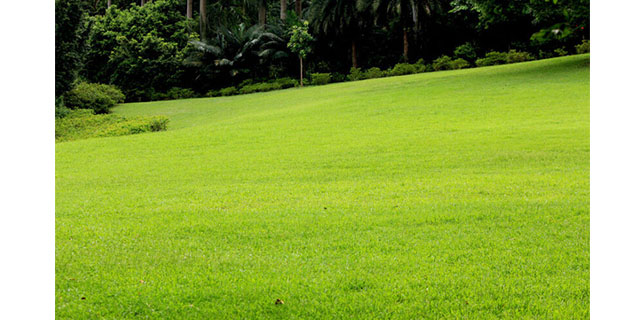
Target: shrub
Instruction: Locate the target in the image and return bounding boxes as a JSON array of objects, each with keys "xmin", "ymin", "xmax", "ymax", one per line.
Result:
[
  {"xmin": 311, "ymin": 73, "xmax": 331, "ymax": 85},
  {"xmin": 554, "ymin": 48, "xmax": 568, "ymax": 56},
  {"xmin": 454, "ymin": 43, "xmax": 477, "ymax": 62},
  {"xmin": 389, "ymin": 63, "xmax": 418, "ymax": 76},
  {"xmin": 239, "ymin": 82, "xmax": 283, "ymax": 94},
  {"xmin": 575, "ymin": 40, "xmax": 590, "ymax": 54},
  {"xmin": 64, "ymin": 82, "xmax": 125, "ymax": 114},
  {"xmin": 476, "ymin": 51, "xmax": 508, "ymax": 67},
  {"xmin": 506, "ymin": 50, "xmax": 534, "ymax": 63},
  {"xmin": 363, "ymin": 67, "xmax": 385, "ymax": 79},
  {"xmin": 432, "ymin": 55, "xmax": 453, "ymax": 71},
  {"xmin": 206, "ymin": 90, "xmax": 220, "ymax": 97},
  {"xmin": 450, "ymin": 58, "xmax": 471, "ymax": 70},
  {"xmin": 331, "ymin": 72, "xmax": 346, "ymax": 83},
  {"xmin": 274, "ymin": 78, "xmax": 299, "ymax": 89},
  {"xmin": 55, "ymin": 109, "xmax": 169, "ymax": 142},
  {"xmin": 166, "ymin": 87, "xmax": 196, "ymax": 100},
  {"xmin": 347, "ymin": 67, "xmax": 365, "ymax": 81},
  {"xmin": 219, "ymin": 86, "xmax": 238, "ymax": 96}
]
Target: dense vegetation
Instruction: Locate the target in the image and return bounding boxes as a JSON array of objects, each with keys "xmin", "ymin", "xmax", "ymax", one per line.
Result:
[
  {"xmin": 55, "ymin": 0, "xmax": 589, "ymax": 103},
  {"xmin": 56, "ymin": 55, "xmax": 590, "ymax": 318}
]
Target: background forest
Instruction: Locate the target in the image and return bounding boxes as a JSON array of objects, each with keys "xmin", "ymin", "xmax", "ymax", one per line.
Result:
[{"xmin": 56, "ymin": 0, "xmax": 589, "ymax": 105}]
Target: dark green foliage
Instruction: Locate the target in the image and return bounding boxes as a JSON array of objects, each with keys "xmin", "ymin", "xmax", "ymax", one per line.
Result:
[
  {"xmin": 347, "ymin": 67, "xmax": 365, "ymax": 81},
  {"xmin": 55, "ymin": 109, "xmax": 169, "ymax": 142},
  {"xmin": 575, "ymin": 40, "xmax": 589, "ymax": 54},
  {"xmin": 454, "ymin": 42, "xmax": 477, "ymax": 62},
  {"xmin": 219, "ymin": 86, "xmax": 238, "ymax": 96},
  {"xmin": 311, "ymin": 73, "xmax": 332, "ymax": 85},
  {"xmin": 450, "ymin": 58, "xmax": 471, "ymax": 69},
  {"xmin": 55, "ymin": 0, "xmax": 88, "ymax": 98},
  {"xmin": 85, "ymin": 0, "xmax": 197, "ymax": 101},
  {"xmin": 239, "ymin": 82, "xmax": 283, "ymax": 94},
  {"xmin": 432, "ymin": 55, "xmax": 453, "ymax": 71},
  {"xmin": 389, "ymin": 63, "xmax": 419, "ymax": 76},
  {"xmin": 331, "ymin": 73, "xmax": 347, "ymax": 83},
  {"xmin": 554, "ymin": 48, "xmax": 568, "ymax": 56},
  {"xmin": 63, "ymin": 82, "xmax": 125, "ymax": 114},
  {"xmin": 273, "ymin": 78, "xmax": 299, "ymax": 89},
  {"xmin": 153, "ymin": 87, "xmax": 198, "ymax": 100},
  {"xmin": 476, "ymin": 51, "xmax": 508, "ymax": 67},
  {"xmin": 506, "ymin": 50, "xmax": 534, "ymax": 63},
  {"xmin": 363, "ymin": 67, "xmax": 385, "ymax": 79}
]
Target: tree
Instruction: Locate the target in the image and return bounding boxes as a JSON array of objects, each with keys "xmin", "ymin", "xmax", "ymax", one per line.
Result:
[
  {"xmin": 310, "ymin": 0, "xmax": 368, "ymax": 68},
  {"xmin": 258, "ymin": 0, "xmax": 267, "ymax": 25},
  {"xmin": 186, "ymin": 0, "xmax": 192, "ymax": 18},
  {"xmin": 187, "ymin": 23, "xmax": 289, "ymax": 82},
  {"xmin": 200, "ymin": 0, "xmax": 207, "ymax": 39},
  {"xmin": 287, "ymin": 21, "xmax": 313, "ymax": 86},
  {"xmin": 365, "ymin": 0, "xmax": 443, "ymax": 61},
  {"xmin": 55, "ymin": 0, "xmax": 88, "ymax": 98},
  {"xmin": 280, "ymin": 0, "xmax": 287, "ymax": 20}
]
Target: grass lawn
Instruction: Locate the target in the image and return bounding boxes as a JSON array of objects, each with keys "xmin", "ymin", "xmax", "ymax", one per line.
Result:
[{"xmin": 56, "ymin": 55, "xmax": 590, "ymax": 319}]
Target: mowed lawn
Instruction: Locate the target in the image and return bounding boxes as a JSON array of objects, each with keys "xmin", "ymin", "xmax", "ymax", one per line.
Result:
[{"xmin": 56, "ymin": 55, "xmax": 590, "ymax": 319}]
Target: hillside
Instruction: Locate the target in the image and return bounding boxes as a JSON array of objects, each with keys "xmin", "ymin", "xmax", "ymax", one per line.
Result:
[{"xmin": 56, "ymin": 55, "xmax": 590, "ymax": 319}]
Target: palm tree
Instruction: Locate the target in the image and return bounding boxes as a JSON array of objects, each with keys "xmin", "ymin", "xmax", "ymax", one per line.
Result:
[
  {"xmin": 200, "ymin": 0, "xmax": 208, "ymax": 40},
  {"xmin": 187, "ymin": 24, "xmax": 289, "ymax": 78},
  {"xmin": 258, "ymin": 0, "xmax": 267, "ymax": 25},
  {"xmin": 280, "ymin": 0, "xmax": 287, "ymax": 20},
  {"xmin": 363, "ymin": 0, "xmax": 442, "ymax": 61},
  {"xmin": 310, "ymin": 0, "xmax": 368, "ymax": 68}
]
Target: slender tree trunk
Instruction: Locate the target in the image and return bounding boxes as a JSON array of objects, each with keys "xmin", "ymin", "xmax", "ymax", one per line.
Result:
[
  {"xmin": 186, "ymin": 0, "xmax": 192, "ymax": 19},
  {"xmin": 280, "ymin": 0, "xmax": 287, "ymax": 20},
  {"xmin": 403, "ymin": 29, "xmax": 409, "ymax": 61},
  {"xmin": 200, "ymin": 0, "xmax": 207, "ymax": 40},
  {"xmin": 259, "ymin": 0, "xmax": 267, "ymax": 25},
  {"xmin": 299, "ymin": 55, "xmax": 304, "ymax": 87},
  {"xmin": 141, "ymin": 0, "xmax": 145, "ymax": 6},
  {"xmin": 295, "ymin": 0, "xmax": 301, "ymax": 17},
  {"xmin": 107, "ymin": 0, "xmax": 111, "ymax": 8},
  {"xmin": 351, "ymin": 40, "xmax": 357, "ymax": 68}
]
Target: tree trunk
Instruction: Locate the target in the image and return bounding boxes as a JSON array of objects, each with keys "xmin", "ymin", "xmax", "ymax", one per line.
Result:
[
  {"xmin": 141, "ymin": 0, "xmax": 145, "ymax": 5},
  {"xmin": 107, "ymin": 0, "xmax": 111, "ymax": 8},
  {"xmin": 299, "ymin": 55, "xmax": 304, "ymax": 87},
  {"xmin": 403, "ymin": 29, "xmax": 409, "ymax": 61},
  {"xmin": 280, "ymin": 0, "xmax": 287, "ymax": 21},
  {"xmin": 295, "ymin": 0, "xmax": 301, "ymax": 17},
  {"xmin": 186, "ymin": 0, "xmax": 192, "ymax": 19},
  {"xmin": 200, "ymin": 0, "xmax": 207, "ymax": 40},
  {"xmin": 259, "ymin": 0, "xmax": 267, "ymax": 25},
  {"xmin": 351, "ymin": 40, "xmax": 357, "ymax": 68}
]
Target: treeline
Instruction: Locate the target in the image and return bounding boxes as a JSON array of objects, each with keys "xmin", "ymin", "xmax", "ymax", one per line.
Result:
[{"xmin": 56, "ymin": 0, "xmax": 589, "ymax": 103}]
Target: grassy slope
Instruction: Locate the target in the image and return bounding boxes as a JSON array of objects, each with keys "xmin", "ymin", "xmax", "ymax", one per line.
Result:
[{"xmin": 56, "ymin": 55, "xmax": 590, "ymax": 319}]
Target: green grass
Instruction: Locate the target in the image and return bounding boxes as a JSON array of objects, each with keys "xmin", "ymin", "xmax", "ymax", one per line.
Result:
[{"xmin": 56, "ymin": 55, "xmax": 590, "ymax": 319}]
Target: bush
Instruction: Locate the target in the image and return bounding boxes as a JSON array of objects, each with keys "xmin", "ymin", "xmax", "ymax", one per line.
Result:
[
  {"xmin": 450, "ymin": 58, "xmax": 471, "ymax": 70},
  {"xmin": 347, "ymin": 67, "xmax": 365, "ymax": 81},
  {"xmin": 506, "ymin": 50, "xmax": 534, "ymax": 63},
  {"xmin": 331, "ymin": 72, "xmax": 346, "ymax": 83},
  {"xmin": 219, "ymin": 86, "xmax": 238, "ymax": 96},
  {"xmin": 363, "ymin": 67, "xmax": 385, "ymax": 79},
  {"xmin": 476, "ymin": 51, "xmax": 508, "ymax": 67},
  {"xmin": 311, "ymin": 73, "xmax": 331, "ymax": 85},
  {"xmin": 166, "ymin": 87, "xmax": 196, "ymax": 100},
  {"xmin": 575, "ymin": 40, "xmax": 590, "ymax": 54},
  {"xmin": 239, "ymin": 82, "xmax": 283, "ymax": 94},
  {"xmin": 64, "ymin": 82, "xmax": 125, "ymax": 114},
  {"xmin": 554, "ymin": 48, "xmax": 568, "ymax": 56},
  {"xmin": 432, "ymin": 55, "xmax": 453, "ymax": 71},
  {"xmin": 55, "ymin": 109, "xmax": 169, "ymax": 142},
  {"xmin": 274, "ymin": 78, "xmax": 298, "ymax": 89},
  {"xmin": 454, "ymin": 43, "xmax": 477, "ymax": 62},
  {"xmin": 389, "ymin": 63, "xmax": 418, "ymax": 76}
]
